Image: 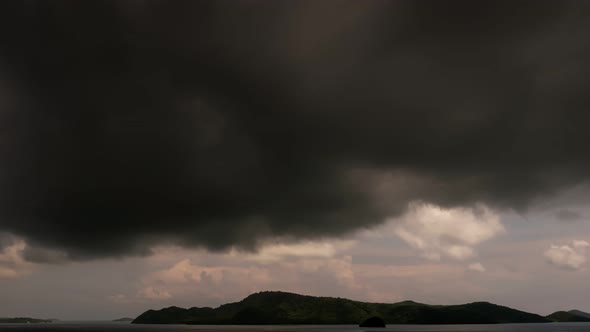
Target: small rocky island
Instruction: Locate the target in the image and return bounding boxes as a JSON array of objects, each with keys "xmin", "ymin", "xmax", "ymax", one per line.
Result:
[
  {"xmin": 112, "ymin": 317, "xmax": 134, "ymax": 322},
  {"xmin": 359, "ymin": 316, "xmax": 386, "ymax": 327}
]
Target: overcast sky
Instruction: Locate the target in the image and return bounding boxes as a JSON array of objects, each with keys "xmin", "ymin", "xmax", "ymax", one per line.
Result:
[{"xmin": 1, "ymin": 0, "xmax": 590, "ymax": 320}]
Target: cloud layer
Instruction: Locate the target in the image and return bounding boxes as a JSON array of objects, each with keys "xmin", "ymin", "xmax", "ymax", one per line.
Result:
[
  {"xmin": 388, "ymin": 203, "xmax": 504, "ymax": 260},
  {"xmin": 544, "ymin": 240, "xmax": 589, "ymax": 270},
  {"xmin": 1, "ymin": 1, "xmax": 590, "ymax": 259},
  {"xmin": 0, "ymin": 235, "xmax": 33, "ymax": 278}
]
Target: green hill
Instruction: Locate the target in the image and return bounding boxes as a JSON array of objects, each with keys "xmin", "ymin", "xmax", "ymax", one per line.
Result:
[
  {"xmin": 547, "ymin": 311, "xmax": 590, "ymax": 322},
  {"xmin": 132, "ymin": 291, "xmax": 550, "ymax": 325}
]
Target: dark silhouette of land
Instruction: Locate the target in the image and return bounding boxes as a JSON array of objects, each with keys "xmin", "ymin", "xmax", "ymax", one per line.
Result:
[
  {"xmin": 359, "ymin": 316, "xmax": 386, "ymax": 327},
  {"xmin": 547, "ymin": 310, "xmax": 590, "ymax": 322},
  {"xmin": 112, "ymin": 317, "xmax": 134, "ymax": 322},
  {"xmin": 0, "ymin": 317, "xmax": 53, "ymax": 323},
  {"xmin": 569, "ymin": 310, "xmax": 590, "ymax": 319},
  {"xmin": 133, "ymin": 291, "xmax": 564, "ymax": 325}
]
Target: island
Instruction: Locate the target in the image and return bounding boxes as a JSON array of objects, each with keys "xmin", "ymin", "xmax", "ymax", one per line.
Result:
[
  {"xmin": 547, "ymin": 310, "xmax": 590, "ymax": 322},
  {"xmin": 569, "ymin": 310, "xmax": 590, "ymax": 319},
  {"xmin": 0, "ymin": 317, "xmax": 53, "ymax": 324},
  {"xmin": 359, "ymin": 316, "xmax": 386, "ymax": 327},
  {"xmin": 112, "ymin": 317, "xmax": 135, "ymax": 322},
  {"xmin": 133, "ymin": 291, "xmax": 557, "ymax": 325}
]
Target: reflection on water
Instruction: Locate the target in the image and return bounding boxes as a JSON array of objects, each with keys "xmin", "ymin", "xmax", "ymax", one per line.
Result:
[{"xmin": 0, "ymin": 322, "xmax": 589, "ymax": 332}]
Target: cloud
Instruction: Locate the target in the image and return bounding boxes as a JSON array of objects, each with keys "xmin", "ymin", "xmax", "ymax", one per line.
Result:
[
  {"xmin": 1, "ymin": 1, "xmax": 590, "ymax": 259},
  {"xmin": 0, "ymin": 235, "xmax": 34, "ymax": 278},
  {"xmin": 131, "ymin": 239, "xmax": 378, "ymax": 305},
  {"xmin": 137, "ymin": 287, "xmax": 172, "ymax": 300},
  {"xmin": 467, "ymin": 262, "xmax": 486, "ymax": 272},
  {"xmin": 233, "ymin": 239, "xmax": 356, "ymax": 264},
  {"xmin": 555, "ymin": 209, "xmax": 583, "ymax": 222},
  {"xmin": 387, "ymin": 202, "xmax": 504, "ymax": 260},
  {"xmin": 544, "ymin": 240, "xmax": 589, "ymax": 270},
  {"xmin": 107, "ymin": 294, "xmax": 130, "ymax": 304}
]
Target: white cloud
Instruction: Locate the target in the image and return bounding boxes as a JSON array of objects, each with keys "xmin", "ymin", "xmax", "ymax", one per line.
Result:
[
  {"xmin": 467, "ymin": 262, "xmax": 486, "ymax": 272},
  {"xmin": 383, "ymin": 202, "xmax": 504, "ymax": 260},
  {"xmin": 134, "ymin": 239, "xmax": 379, "ymax": 305},
  {"xmin": 544, "ymin": 240, "xmax": 589, "ymax": 271},
  {"xmin": 232, "ymin": 239, "xmax": 356, "ymax": 264},
  {"xmin": 0, "ymin": 238, "xmax": 34, "ymax": 279}
]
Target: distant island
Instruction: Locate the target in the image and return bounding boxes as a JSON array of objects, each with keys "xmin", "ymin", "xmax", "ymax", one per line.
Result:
[
  {"xmin": 569, "ymin": 310, "xmax": 590, "ymax": 319},
  {"xmin": 0, "ymin": 317, "xmax": 54, "ymax": 324},
  {"xmin": 359, "ymin": 316, "xmax": 386, "ymax": 327},
  {"xmin": 547, "ymin": 310, "xmax": 590, "ymax": 322},
  {"xmin": 112, "ymin": 317, "xmax": 134, "ymax": 322},
  {"xmin": 132, "ymin": 291, "xmax": 590, "ymax": 325}
]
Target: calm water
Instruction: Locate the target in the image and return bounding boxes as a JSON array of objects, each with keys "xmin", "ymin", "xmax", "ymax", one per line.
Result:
[{"xmin": 1, "ymin": 322, "xmax": 590, "ymax": 332}]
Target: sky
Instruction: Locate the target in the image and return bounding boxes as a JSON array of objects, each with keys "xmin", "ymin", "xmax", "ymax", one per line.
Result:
[{"xmin": 1, "ymin": 0, "xmax": 590, "ymax": 320}]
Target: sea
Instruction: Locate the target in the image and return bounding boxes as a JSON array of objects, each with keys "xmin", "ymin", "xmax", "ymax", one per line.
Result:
[{"xmin": 1, "ymin": 322, "xmax": 590, "ymax": 332}]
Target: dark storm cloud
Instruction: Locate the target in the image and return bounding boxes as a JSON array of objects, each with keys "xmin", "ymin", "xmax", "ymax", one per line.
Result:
[
  {"xmin": 555, "ymin": 209, "xmax": 583, "ymax": 222},
  {"xmin": 1, "ymin": 0, "xmax": 589, "ymax": 260},
  {"xmin": 0, "ymin": 233, "xmax": 16, "ymax": 250}
]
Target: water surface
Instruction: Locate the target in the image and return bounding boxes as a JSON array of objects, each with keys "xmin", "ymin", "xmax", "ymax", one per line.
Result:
[{"xmin": 1, "ymin": 322, "xmax": 589, "ymax": 332}]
